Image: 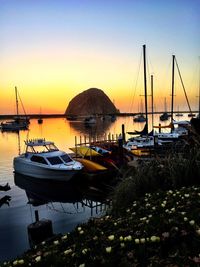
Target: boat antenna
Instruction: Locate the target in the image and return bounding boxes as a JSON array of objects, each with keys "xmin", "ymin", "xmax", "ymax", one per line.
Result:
[{"xmin": 143, "ymin": 44, "xmax": 148, "ymax": 133}]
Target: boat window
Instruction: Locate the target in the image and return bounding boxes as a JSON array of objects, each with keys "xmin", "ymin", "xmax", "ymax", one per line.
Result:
[
  {"xmin": 30, "ymin": 155, "xmax": 48, "ymax": 165},
  {"xmin": 60, "ymin": 154, "xmax": 72, "ymax": 163},
  {"xmin": 46, "ymin": 144, "xmax": 59, "ymax": 151},
  {"xmin": 47, "ymin": 156, "xmax": 63, "ymax": 165}
]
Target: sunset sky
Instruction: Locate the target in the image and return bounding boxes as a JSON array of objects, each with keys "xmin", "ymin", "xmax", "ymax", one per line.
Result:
[{"xmin": 0, "ymin": 0, "xmax": 199, "ymax": 114}]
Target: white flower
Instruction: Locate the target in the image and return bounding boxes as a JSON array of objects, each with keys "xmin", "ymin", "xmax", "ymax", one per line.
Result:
[
  {"xmin": 64, "ymin": 248, "xmax": 73, "ymax": 255},
  {"xmin": 126, "ymin": 208, "xmax": 130, "ymax": 213},
  {"xmin": 54, "ymin": 240, "xmax": 59, "ymax": 245},
  {"xmin": 82, "ymin": 248, "xmax": 88, "ymax": 255},
  {"xmin": 13, "ymin": 260, "xmax": 18, "ymax": 266},
  {"xmin": 35, "ymin": 256, "xmax": 41, "ymax": 262},
  {"xmin": 18, "ymin": 259, "xmax": 24, "ymax": 265},
  {"xmin": 108, "ymin": 235, "xmax": 115, "ymax": 241},
  {"xmin": 62, "ymin": 235, "xmax": 68, "ymax": 240},
  {"xmin": 184, "ymin": 217, "xmax": 188, "ymax": 222},
  {"xmin": 196, "ymin": 229, "xmax": 200, "ymax": 235},
  {"xmin": 184, "ymin": 194, "xmax": 189, "ymax": 198},
  {"xmin": 124, "ymin": 235, "xmax": 132, "ymax": 241},
  {"xmin": 135, "ymin": 238, "xmax": 140, "ymax": 244},
  {"xmin": 120, "ymin": 242, "xmax": 125, "ymax": 248},
  {"xmin": 119, "ymin": 236, "xmax": 124, "ymax": 241},
  {"xmin": 79, "ymin": 264, "xmax": 85, "ymax": 267},
  {"xmin": 42, "ymin": 241, "xmax": 46, "ymax": 245},
  {"xmin": 105, "ymin": 246, "xmax": 112, "ymax": 253},
  {"xmin": 93, "ymin": 236, "xmax": 98, "ymax": 241},
  {"xmin": 150, "ymin": 236, "xmax": 160, "ymax": 242},
  {"xmin": 79, "ymin": 230, "xmax": 84, "ymax": 235},
  {"xmin": 189, "ymin": 220, "xmax": 195, "ymax": 226},
  {"xmin": 114, "ymin": 222, "xmax": 117, "ymax": 226},
  {"xmin": 140, "ymin": 238, "xmax": 146, "ymax": 244},
  {"xmin": 78, "ymin": 227, "xmax": 82, "ymax": 231}
]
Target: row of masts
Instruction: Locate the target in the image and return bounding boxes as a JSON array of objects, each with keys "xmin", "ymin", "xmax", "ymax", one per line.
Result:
[{"xmin": 142, "ymin": 44, "xmax": 195, "ymax": 134}]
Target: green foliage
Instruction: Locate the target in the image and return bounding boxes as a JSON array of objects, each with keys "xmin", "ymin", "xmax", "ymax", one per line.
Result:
[{"xmin": 111, "ymin": 148, "xmax": 200, "ymax": 215}]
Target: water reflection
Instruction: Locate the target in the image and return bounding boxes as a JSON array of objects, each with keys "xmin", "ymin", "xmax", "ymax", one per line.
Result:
[
  {"xmin": 14, "ymin": 173, "xmax": 111, "ymax": 213},
  {"xmin": 68, "ymin": 117, "xmax": 114, "ymax": 138}
]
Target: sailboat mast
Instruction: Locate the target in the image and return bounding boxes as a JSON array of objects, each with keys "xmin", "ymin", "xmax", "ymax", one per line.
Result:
[
  {"xmin": 143, "ymin": 44, "xmax": 148, "ymax": 133},
  {"xmin": 199, "ymin": 56, "xmax": 200, "ymax": 116},
  {"xmin": 151, "ymin": 74, "xmax": 154, "ymax": 129},
  {"xmin": 15, "ymin": 86, "xmax": 19, "ymax": 117},
  {"xmin": 171, "ymin": 55, "xmax": 175, "ymax": 127}
]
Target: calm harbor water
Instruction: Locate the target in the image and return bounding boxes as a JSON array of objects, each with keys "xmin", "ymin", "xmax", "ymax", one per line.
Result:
[{"xmin": 0, "ymin": 114, "xmax": 191, "ymax": 262}]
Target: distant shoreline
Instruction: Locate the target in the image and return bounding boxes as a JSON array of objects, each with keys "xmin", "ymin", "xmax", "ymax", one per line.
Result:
[{"xmin": 0, "ymin": 111, "xmax": 198, "ymax": 120}]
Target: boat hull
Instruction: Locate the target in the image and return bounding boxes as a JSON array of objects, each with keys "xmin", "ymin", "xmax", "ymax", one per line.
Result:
[{"xmin": 13, "ymin": 157, "xmax": 81, "ymax": 181}]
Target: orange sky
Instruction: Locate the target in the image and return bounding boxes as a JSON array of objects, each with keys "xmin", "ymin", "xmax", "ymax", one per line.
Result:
[{"xmin": 0, "ymin": 0, "xmax": 199, "ymax": 115}]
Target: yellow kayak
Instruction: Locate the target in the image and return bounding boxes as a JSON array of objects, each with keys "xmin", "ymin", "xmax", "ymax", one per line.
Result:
[
  {"xmin": 76, "ymin": 158, "xmax": 107, "ymax": 172},
  {"xmin": 131, "ymin": 149, "xmax": 150, "ymax": 157},
  {"xmin": 70, "ymin": 146, "xmax": 101, "ymax": 157}
]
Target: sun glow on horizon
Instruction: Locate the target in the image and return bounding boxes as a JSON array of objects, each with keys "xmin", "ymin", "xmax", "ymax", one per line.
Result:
[{"xmin": 0, "ymin": 0, "xmax": 199, "ymax": 115}]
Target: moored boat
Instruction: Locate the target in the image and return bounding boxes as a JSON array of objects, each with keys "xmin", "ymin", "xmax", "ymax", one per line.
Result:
[
  {"xmin": 13, "ymin": 139, "xmax": 83, "ymax": 181},
  {"xmin": 1, "ymin": 87, "xmax": 29, "ymax": 131}
]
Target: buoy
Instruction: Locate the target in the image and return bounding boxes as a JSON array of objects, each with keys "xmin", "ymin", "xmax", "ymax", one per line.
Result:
[{"xmin": 27, "ymin": 210, "xmax": 53, "ymax": 247}]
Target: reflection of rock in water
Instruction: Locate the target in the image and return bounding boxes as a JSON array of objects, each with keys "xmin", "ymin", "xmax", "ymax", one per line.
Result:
[{"xmin": 68, "ymin": 117, "xmax": 113, "ymax": 138}]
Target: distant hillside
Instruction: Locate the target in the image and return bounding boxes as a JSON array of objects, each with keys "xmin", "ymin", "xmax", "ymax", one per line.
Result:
[{"xmin": 65, "ymin": 88, "xmax": 118, "ymax": 116}]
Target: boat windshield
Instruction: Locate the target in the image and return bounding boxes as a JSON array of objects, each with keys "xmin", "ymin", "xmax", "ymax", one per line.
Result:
[
  {"xmin": 47, "ymin": 156, "xmax": 63, "ymax": 165},
  {"xmin": 26, "ymin": 144, "xmax": 59, "ymax": 153},
  {"xmin": 60, "ymin": 154, "xmax": 73, "ymax": 163},
  {"xmin": 30, "ymin": 155, "xmax": 48, "ymax": 165}
]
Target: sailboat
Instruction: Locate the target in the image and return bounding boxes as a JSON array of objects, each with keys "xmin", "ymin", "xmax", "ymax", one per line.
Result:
[
  {"xmin": 124, "ymin": 45, "xmax": 153, "ymax": 152},
  {"xmin": 175, "ymin": 106, "xmax": 183, "ymax": 117},
  {"xmin": 1, "ymin": 87, "xmax": 29, "ymax": 131},
  {"xmin": 160, "ymin": 97, "xmax": 170, "ymax": 121},
  {"xmin": 38, "ymin": 108, "xmax": 43, "ymax": 124},
  {"xmin": 133, "ymin": 99, "xmax": 146, "ymax": 122}
]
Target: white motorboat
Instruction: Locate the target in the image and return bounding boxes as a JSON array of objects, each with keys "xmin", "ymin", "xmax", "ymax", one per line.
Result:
[
  {"xmin": 123, "ymin": 136, "xmax": 155, "ymax": 151},
  {"xmin": 13, "ymin": 139, "xmax": 83, "ymax": 181},
  {"xmin": 84, "ymin": 116, "xmax": 96, "ymax": 125}
]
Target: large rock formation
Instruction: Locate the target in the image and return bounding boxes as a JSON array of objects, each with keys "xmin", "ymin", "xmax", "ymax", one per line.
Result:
[{"xmin": 65, "ymin": 88, "xmax": 118, "ymax": 116}]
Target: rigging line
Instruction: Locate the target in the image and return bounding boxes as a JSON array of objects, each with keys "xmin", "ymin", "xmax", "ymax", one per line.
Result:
[
  {"xmin": 129, "ymin": 48, "xmax": 143, "ymax": 113},
  {"xmin": 126, "ymin": 49, "xmax": 143, "ymax": 130},
  {"xmin": 17, "ymin": 90, "xmax": 27, "ymax": 117},
  {"xmin": 174, "ymin": 57, "xmax": 192, "ymax": 113}
]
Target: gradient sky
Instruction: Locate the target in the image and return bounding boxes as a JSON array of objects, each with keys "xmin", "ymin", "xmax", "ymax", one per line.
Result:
[{"xmin": 0, "ymin": 0, "xmax": 199, "ymax": 114}]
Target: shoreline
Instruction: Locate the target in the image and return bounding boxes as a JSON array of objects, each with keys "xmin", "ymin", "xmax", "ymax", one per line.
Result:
[{"xmin": 0, "ymin": 110, "xmax": 198, "ymax": 120}]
